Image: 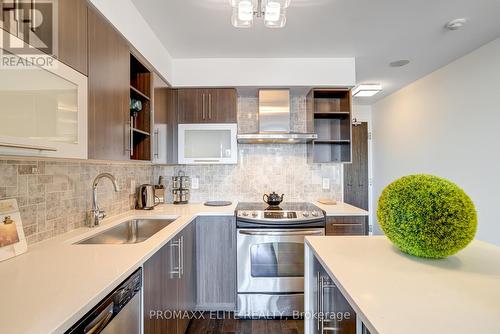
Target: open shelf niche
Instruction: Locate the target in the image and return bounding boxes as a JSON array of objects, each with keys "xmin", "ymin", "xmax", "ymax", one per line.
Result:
[
  {"xmin": 306, "ymin": 88, "xmax": 353, "ymax": 163},
  {"xmin": 130, "ymin": 53, "xmax": 152, "ymax": 161}
]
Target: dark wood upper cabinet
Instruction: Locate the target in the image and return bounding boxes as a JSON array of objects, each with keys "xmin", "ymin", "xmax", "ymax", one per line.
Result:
[
  {"xmin": 210, "ymin": 88, "xmax": 238, "ymax": 123},
  {"xmin": 177, "ymin": 89, "xmax": 203, "ymax": 123},
  {"xmin": 1, "ymin": 0, "xmax": 88, "ymax": 75},
  {"xmin": 57, "ymin": 0, "xmax": 88, "ymax": 75},
  {"xmin": 307, "ymin": 88, "xmax": 353, "ymax": 163},
  {"xmin": 178, "ymin": 88, "xmax": 237, "ymax": 124},
  {"xmin": 87, "ymin": 7, "xmax": 130, "ymax": 161}
]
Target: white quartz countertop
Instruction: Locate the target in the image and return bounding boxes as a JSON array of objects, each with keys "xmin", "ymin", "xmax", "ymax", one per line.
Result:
[
  {"xmin": 305, "ymin": 236, "xmax": 500, "ymax": 334},
  {"xmin": 0, "ymin": 203, "xmax": 236, "ymax": 334},
  {"xmin": 313, "ymin": 201, "xmax": 369, "ymax": 216},
  {"xmin": 0, "ymin": 200, "xmax": 367, "ymax": 334}
]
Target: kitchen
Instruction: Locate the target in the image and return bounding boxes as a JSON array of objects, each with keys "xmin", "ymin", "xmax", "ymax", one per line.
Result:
[{"xmin": 0, "ymin": 1, "xmax": 499, "ymax": 334}]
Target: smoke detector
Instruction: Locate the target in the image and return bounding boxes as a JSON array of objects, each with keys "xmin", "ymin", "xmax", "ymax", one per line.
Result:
[{"xmin": 445, "ymin": 18, "xmax": 467, "ymax": 31}]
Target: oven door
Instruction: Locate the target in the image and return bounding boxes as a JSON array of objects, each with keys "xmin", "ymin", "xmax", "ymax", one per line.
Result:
[{"xmin": 237, "ymin": 228, "xmax": 324, "ymax": 294}]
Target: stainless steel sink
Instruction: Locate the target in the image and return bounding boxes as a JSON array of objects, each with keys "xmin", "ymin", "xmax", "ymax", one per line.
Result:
[{"xmin": 75, "ymin": 219, "xmax": 176, "ymax": 244}]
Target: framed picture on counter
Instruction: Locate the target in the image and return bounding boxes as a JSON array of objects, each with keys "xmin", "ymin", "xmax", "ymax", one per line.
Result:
[{"xmin": 0, "ymin": 199, "xmax": 27, "ymax": 262}]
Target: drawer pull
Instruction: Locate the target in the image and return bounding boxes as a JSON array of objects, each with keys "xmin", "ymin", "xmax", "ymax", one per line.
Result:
[{"xmin": 330, "ymin": 223, "xmax": 364, "ymax": 227}]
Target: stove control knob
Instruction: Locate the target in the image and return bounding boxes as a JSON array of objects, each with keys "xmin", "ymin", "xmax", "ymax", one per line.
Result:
[
  {"xmin": 241, "ymin": 211, "xmax": 248, "ymax": 217},
  {"xmin": 302, "ymin": 211, "xmax": 310, "ymax": 217},
  {"xmin": 312, "ymin": 211, "xmax": 319, "ymax": 217},
  {"xmin": 251, "ymin": 211, "xmax": 258, "ymax": 217}
]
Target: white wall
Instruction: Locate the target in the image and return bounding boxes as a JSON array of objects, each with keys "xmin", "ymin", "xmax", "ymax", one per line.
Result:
[
  {"xmin": 372, "ymin": 38, "xmax": 500, "ymax": 245},
  {"xmin": 172, "ymin": 58, "xmax": 356, "ymax": 87},
  {"xmin": 88, "ymin": 0, "xmax": 174, "ymax": 83}
]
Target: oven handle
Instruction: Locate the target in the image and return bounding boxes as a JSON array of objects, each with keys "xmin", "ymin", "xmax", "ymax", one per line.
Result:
[{"xmin": 238, "ymin": 229, "xmax": 324, "ymax": 237}]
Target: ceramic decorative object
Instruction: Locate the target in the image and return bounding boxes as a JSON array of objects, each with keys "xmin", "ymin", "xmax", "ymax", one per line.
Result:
[{"xmin": 377, "ymin": 175, "xmax": 477, "ymax": 259}]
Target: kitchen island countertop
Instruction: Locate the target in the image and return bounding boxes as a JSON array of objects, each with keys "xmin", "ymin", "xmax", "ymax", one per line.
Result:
[{"xmin": 305, "ymin": 236, "xmax": 500, "ymax": 334}]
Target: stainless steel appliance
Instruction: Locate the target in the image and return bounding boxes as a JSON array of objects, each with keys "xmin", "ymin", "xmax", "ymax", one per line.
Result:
[
  {"xmin": 237, "ymin": 90, "xmax": 318, "ymax": 144},
  {"xmin": 172, "ymin": 171, "xmax": 190, "ymax": 204},
  {"xmin": 236, "ymin": 202, "xmax": 326, "ymax": 317},
  {"xmin": 66, "ymin": 269, "xmax": 142, "ymax": 334},
  {"xmin": 136, "ymin": 184, "xmax": 157, "ymax": 210}
]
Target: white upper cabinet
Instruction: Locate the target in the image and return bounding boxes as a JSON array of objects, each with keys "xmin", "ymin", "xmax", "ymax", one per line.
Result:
[
  {"xmin": 0, "ymin": 32, "xmax": 87, "ymax": 159},
  {"xmin": 178, "ymin": 123, "xmax": 238, "ymax": 165}
]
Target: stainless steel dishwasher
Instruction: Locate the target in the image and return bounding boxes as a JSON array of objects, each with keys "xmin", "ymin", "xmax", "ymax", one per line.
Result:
[{"xmin": 66, "ymin": 269, "xmax": 142, "ymax": 334}]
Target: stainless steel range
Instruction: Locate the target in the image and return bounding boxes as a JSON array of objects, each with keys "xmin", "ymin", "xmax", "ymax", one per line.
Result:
[{"xmin": 236, "ymin": 202, "xmax": 326, "ymax": 317}]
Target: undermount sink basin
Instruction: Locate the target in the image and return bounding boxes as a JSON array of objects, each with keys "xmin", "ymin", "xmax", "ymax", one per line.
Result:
[{"xmin": 75, "ymin": 219, "xmax": 176, "ymax": 245}]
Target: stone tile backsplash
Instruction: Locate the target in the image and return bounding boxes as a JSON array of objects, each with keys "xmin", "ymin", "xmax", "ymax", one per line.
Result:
[
  {"xmin": 154, "ymin": 96, "xmax": 342, "ymax": 203},
  {"xmin": 0, "ymin": 96, "xmax": 342, "ymax": 245},
  {"xmin": 154, "ymin": 144, "xmax": 342, "ymax": 203},
  {"xmin": 0, "ymin": 158, "xmax": 153, "ymax": 244}
]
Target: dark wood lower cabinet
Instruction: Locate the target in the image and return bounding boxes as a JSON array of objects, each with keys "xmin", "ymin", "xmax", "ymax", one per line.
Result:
[
  {"xmin": 143, "ymin": 238, "xmax": 178, "ymax": 334},
  {"xmin": 195, "ymin": 216, "xmax": 237, "ymax": 311},
  {"xmin": 312, "ymin": 257, "xmax": 356, "ymax": 334},
  {"xmin": 178, "ymin": 222, "xmax": 196, "ymax": 334},
  {"xmin": 144, "ymin": 223, "xmax": 196, "ymax": 334},
  {"xmin": 325, "ymin": 216, "xmax": 368, "ymax": 236}
]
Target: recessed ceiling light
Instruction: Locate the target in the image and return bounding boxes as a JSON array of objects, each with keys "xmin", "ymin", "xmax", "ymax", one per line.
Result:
[
  {"xmin": 445, "ymin": 18, "xmax": 467, "ymax": 31},
  {"xmin": 353, "ymin": 84, "xmax": 382, "ymax": 97},
  {"xmin": 390, "ymin": 60, "xmax": 410, "ymax": 68}
]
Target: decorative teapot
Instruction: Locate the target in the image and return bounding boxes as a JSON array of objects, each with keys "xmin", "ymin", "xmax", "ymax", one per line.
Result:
[{"xmin": 263, "ymin": 192, "xmax": 284, "ymax": 206}]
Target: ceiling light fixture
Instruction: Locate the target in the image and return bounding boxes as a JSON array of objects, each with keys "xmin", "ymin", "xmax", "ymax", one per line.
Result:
[
  {"xmin": 230, "ymin": 0, "xmax": 290, "ymax": 29},
  {"xmin": 352, "ymin": 84, "xmax": 383, "ymax": 97}
]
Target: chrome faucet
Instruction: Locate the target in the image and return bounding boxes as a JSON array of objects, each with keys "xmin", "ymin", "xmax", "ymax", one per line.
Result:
[{"xmin": 88, "ymin": 173, "xmax": 120, "ymax": 227}]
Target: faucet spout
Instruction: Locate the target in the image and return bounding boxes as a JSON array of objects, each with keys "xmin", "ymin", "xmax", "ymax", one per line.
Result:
[
  {"xmin": 88, "ymin": 173, "xmax": 120, "ymax": 227},
  {"xmin": 92, "ymin": 173, "xmax": 120, "ymax": 192}
]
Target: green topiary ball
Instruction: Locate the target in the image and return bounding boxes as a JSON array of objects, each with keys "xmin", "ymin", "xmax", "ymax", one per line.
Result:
[{"xmin": 377, "ymin": 174, "xmax": 477, "ymax": 259}]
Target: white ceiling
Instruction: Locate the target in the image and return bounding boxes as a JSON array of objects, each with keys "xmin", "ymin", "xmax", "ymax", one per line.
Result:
[{"xmin": 131, "ymin": 0, "xmax": 500, "ymax": 104}]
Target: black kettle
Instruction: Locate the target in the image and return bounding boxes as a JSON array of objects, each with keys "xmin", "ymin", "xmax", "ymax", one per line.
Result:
[{"xmin": 263, "ymin": 192, "xmax": 284, "ymax": 206}]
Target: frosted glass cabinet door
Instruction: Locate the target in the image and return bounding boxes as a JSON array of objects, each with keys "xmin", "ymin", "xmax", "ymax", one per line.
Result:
[
  {"xmin": 0, "ymin": 34, "xmax": 88, "ymax": 159},
  {"xmin": 178, "ymin": 124, "xmax": 238, "ymax": 164}
]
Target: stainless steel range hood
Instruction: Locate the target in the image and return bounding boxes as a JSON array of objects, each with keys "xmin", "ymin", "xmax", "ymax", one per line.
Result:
[{"xmin": 237, "ymin": 89, "xmax": 318, "ymax": 144}]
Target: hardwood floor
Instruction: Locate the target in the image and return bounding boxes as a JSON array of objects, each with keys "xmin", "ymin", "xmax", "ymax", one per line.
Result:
[{"xmin": 185, "ymin": 313, "xmax": 304, "ymax": 334}]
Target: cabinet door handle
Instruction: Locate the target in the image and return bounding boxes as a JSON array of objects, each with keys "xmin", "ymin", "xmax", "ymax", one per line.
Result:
[
  {"xmin": 179, "ymin": 235, "xmax": 184, "ymax": 278},
  {"xmin": 320, "ymin": 276, "xmax": 338, "ymax": 333},
  {"xmin": 331, "ymin": 223, "xmax": 364, "ymax": 227},
  {"xmin": 31, "ymin": 0, "xmax": 36, "ymax": 32},
  {"xmin": 14, "ymin": 0, "xmax": 20, "ymax": 21},
  {"xmin": 14, "ymin": 0, "xmax": 20, "ymax": 35},
  {"xmin": 124, "ymin": 119, "xmax": 131, "ymax": 154},
  {"xmin": 130, "ymin": 117, "xmax": 134, "ymax": 156},
  {"xmin": 0, "ymin": 142, "xmax": 57, "ymax": 152},
  {"xmin": 208, "ymin": 93, "xmax": 212, "ymax": 120},
  {"xmin": 317, "ymin": 272, "xmax": 321, "ymax": 331},
  {"xmin": 170, "ymin": 240, "xmax": 181, "ymax": 278},
  {"xmin": 202, "ymin": 94, "xmax": 206, "ymax": 120},
  {"xmin": 154, "ymin": 129, "xmax": 159, "ymax": 158},
  {"xmin": 193, "ymin": 159, "xmax": 220, "ymax": 163}
]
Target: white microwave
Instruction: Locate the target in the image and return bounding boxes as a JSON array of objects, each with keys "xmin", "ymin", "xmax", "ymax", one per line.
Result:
[{"xmin": 178, "ymin": 123, "xmax": 238, "ymax": 164}]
